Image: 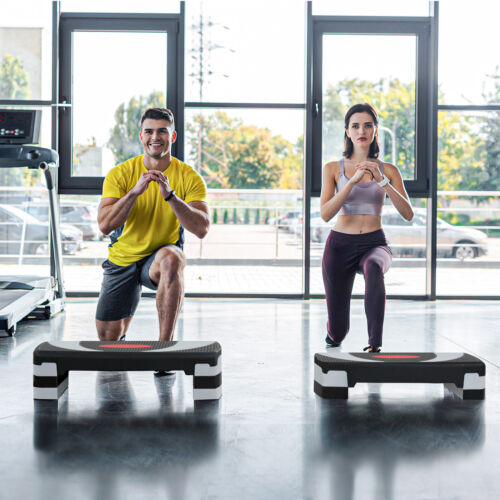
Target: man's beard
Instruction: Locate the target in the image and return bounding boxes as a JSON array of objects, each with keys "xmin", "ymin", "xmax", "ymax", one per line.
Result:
[{"xmin": 146, "ymin": 148, "xmax": 169, "ymax": 160}]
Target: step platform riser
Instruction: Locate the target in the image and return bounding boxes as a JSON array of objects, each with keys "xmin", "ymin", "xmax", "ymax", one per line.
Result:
[
  {"xmin": 314, "ymin": 352, "xmax": 485, "ymax": 400},
  {"xmin": 33, "ymin": 341, "xmax": 222, "ymax": 403}
]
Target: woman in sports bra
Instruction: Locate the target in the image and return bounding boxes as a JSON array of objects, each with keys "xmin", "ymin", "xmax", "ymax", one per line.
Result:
[{"xmin": 320, "ymin": 103, "xmax": 414, "ymax": 352}]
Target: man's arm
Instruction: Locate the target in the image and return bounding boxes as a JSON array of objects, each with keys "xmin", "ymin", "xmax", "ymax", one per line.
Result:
[
  {"xmin": 167, "ymin": 197, "xmax": 210, "ymax": 239},
  {"xmin": 147, "ymin": 169, "xmax": 210, "ymax": 239},
  {"xmin": 98, "ymin": 171, "xmax": 154, "ymax": 235}
]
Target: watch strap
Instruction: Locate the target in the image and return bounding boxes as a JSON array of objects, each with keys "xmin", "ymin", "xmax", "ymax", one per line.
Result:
[
  {"xmin": 164, "ymin": 190, "xmax": 175, "ymax": 202},
  {"xmin": 378, "ymin": 175, "xmax": 390, "ymax": 187}
]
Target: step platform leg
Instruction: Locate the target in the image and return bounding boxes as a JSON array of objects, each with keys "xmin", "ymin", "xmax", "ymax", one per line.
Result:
[
  {"xmin": 193, "ymin": 359, "xmax": 222, "ymax": 401},
  {"xmin": 444, "ymin": 372, "xmax": 485, "ymax": 400},
  {"xmin": 34, "ymin": 362, "xmax": 68, "ymax": 400},
  {"xmin": 314, "ymin": 365, "xmax": 349, "ymax": 399}
]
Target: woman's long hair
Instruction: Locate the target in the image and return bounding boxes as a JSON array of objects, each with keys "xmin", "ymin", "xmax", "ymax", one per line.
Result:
[{"xmin": 343, "ymin": 103, "xmax": 380, "ymax": 159}]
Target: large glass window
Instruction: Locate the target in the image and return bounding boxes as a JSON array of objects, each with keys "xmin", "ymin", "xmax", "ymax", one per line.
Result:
[
  {"xmin": 183, "ymin": 0, "xmax": 306, "ymax": 295},
  {"xmin": 71, "ymin": 31, "xmax": 167, "ymax": 178},
  {"xmin": 58, "ymin": 14, "xmax": 181, "ymax": 194},
  {"xmin": 312, "ymin": 0, "xmax": 429, "ymax": 17},
  {"xmin": 311, "ymin": 18, "xmax": 433, "ymax": 198},
  {"xmin": 60, "ymin": 0, "xmax": 179, "ymax": 13},
  {"xmin": 437, "ymin": 110, "xmax": 500, "ymax": 295},
  {"xmin": 320, "ymin": 34, "xmax": 417, "ymax": 181},
  {"xmin": 0, "ymin": 1, "xmax": 52, "ymax": 101},
  {"xmin": 185, "ymin": 0, "xmax": 305, "ymax": 104},
  {"xmin": 184, "ymin": 108, "xmax": 304, "ymax": 294},
  {"xmin": 439, "ymin": 1, "xmax": 500, "ymax": 105},
  {"xmin": 0, "ymin": 107, "xmax": 52, "ymax": 279}
]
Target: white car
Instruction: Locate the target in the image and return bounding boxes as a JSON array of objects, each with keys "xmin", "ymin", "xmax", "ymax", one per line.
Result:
[{"xmin": 310, "ymin": 207, "xmax": 488, "ymax": 260}]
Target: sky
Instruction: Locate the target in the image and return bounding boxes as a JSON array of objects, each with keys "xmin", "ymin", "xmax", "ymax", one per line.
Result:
[{"xmin": 1, "ymin": 0, "xmax": 499, "ymax": 153}]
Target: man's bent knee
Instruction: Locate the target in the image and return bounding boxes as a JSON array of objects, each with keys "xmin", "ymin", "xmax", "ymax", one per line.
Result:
[
  {"xmin": 96, "ymin": 318, "xmax": 130, "ymax": 341},
  {"xmin": 151, "ymin": 246, "xmax": 186, "ymax": 281}
]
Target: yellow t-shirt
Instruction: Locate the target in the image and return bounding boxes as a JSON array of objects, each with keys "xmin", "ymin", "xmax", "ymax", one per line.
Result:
[{"xmin": 102, "ymin": 155, "xmax": 207, "ymax": 266}]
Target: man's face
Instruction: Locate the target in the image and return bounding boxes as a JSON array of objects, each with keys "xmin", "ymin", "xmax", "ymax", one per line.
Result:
[{"xmin": 140, "ymin": 118, "xmax": 177, "ymax": 159}]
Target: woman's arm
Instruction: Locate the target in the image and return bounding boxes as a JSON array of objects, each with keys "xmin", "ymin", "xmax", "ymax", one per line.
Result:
[
  {"xmin": 320, "ymin": 161, "xmax": 366, "ymax": 222},
  {"xmin": 359, "ymin": 161, "xmax": 413, "ymax": 221},
  {"xmin": 380, "ymin": 164, "xmax": 414, "ymax": 221}
]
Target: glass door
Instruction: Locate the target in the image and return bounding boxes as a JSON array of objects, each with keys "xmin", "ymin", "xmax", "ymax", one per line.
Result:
[
  {"xmin": 58, "ymin": 14, "xmax": 182, "ymax": 194},
  {"xmin": 309, "ymin": 16, "xmax": 434, "ymax": 296}
]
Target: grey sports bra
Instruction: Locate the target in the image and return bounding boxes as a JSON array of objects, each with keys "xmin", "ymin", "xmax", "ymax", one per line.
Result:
[{"xmin": 336, "ymin": 158, "xmax": 386, "ymax": 216}]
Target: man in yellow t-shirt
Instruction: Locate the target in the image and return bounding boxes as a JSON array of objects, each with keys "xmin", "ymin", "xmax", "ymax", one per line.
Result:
[{"xmin": 96, "ymin": 108, "xmax": 209, "ymax": 360}]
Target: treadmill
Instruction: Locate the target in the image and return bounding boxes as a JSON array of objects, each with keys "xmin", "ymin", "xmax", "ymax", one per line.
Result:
[{"xmin": 0, "ymin": 109, "xmax": 65, "ymax": 336}]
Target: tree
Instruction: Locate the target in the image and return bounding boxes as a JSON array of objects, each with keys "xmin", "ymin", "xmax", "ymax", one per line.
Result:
[
  {"xmin": 107, "ymin": 91, "xmax": 166, "ymax": 163},
  {"xmin": 0, "ymin": 54, "xmax": 32, "ymax": 187},
  {"xmin": 186, "ymin": 111, "xmax": 302, "ymax": 189},
  {"xmin": 322, "ymin": 77, "xmax": 493, "ymax": 193},
  {"xmin": 0, "ymin": 54, "xmax": 30, "ymax": 99},
  {"xmin": 478, "ymin": 69, "xmax": 500, "ymax": 191}
]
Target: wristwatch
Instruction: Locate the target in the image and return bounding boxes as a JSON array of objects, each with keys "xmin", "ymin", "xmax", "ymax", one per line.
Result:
[
  {"xmin": 164, "ymin": 190, "xmax": 175, "ymax": 202},
  {"xmin": 377, "ymin": 175, "xmax": 390, "ymax": 187}
]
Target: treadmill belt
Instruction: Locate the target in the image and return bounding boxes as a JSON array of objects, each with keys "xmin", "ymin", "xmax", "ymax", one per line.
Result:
[{"xmin": 0, "ymin": 290, "xmax": 31, "ymax": 309}]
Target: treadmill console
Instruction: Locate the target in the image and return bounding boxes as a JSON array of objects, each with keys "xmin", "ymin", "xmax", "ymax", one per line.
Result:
[{"xmin": 0, "ymin": 109, "xmax": 41, "ymax": 144}]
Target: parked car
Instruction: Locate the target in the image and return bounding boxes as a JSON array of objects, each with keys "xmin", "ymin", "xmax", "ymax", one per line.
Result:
[
  {"xmin": 0, "ymin": 204, "xmax": 83, "ymax": 255},
  {"xmin": 311, "ymin": 215, "xmax": 335, "ymax": 243},
  {"xmin": 311, "ymin": 207, "xmax": 488, "ymax": 260},
  {"xmin": 383, "ymin": 208, "xmax": 488, "ymax": 259},
  {"xmin": 22, "ymin": 200, "xmax": 101, "ymax": 241},
  {"xmin": 291, "ymin": 211, "xmax": 321, "ymax": 237},
  {"xmin": 267, "ymin": 210, "xmax": 302, "ymax": 231}
]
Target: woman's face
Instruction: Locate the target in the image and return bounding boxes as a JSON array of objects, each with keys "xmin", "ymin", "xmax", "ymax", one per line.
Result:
[{"xmin": 346, "ymin": 112, "xmax": 377, "ymax": 146}]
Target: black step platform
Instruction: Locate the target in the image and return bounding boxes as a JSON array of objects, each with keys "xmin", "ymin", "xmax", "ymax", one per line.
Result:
[
  {"xmin": 33, "ymin": 340, "xmax": 222, "ymax": 401},
  {"xmin": 314, "ymin": 352, "xmax": 485, "ymax": 400}
]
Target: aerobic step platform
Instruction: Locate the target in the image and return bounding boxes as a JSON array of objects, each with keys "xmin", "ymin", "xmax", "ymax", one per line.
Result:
[
  {"xmin": 314, "ymin": 352, "xmax": 485, "ymax": 400},
  {"xmin": 33, "ymin": 340, "xmax": 222, "ymax": 401}
]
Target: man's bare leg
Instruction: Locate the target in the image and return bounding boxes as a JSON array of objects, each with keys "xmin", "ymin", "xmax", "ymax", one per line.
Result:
[
  {"xmin": 148, "ymin": 246, "xmax": 186, "ymax": 341},
  {"xmin": 96, "ymin": 317, "xmax": 132, "ymax": 341}
]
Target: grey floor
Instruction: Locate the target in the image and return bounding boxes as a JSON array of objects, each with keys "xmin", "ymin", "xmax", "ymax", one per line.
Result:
[{"xmin": 1, "ymin": 297, "xmax": 499, "ymax": 500}]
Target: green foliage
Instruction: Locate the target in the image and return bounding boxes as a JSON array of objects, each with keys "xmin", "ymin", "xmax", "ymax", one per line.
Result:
[
  {"xmin": 0, "ymin": 54, "xmax": 30, "ymax": 99},
  {"xmin": 106, "ymin": 72, "xmax": 500, "ymax": 195},
  {"xmin": 478, "ymin": 68, "xmax": 500, "ymax": 190},
  {"xmin": 437, "ymin": 110, "xmax": 484, "ymax": 194},
  {"xmin": 212, "ymin": 208, "xmax": 218, "ymax": 224},
  {"xmin": 0, "ymin": 54, "xmax": 31, "ymax": 186},
  {"xmin": 186, "ymin": 111, "xmax": 302, "ymax": 189},
  {"xmin": 244, "ymin": 208, "xmax": 250, "ymax": 224},
  {"xmin": 223, "ymin": 209, "xmax": 229, "ymax": 224},
  {"xmin": 264, "ymin": 209, "xmax": 270, "ymax": 224},
  {"xmin": 107, "ymin": 91, "xmax": 166, "ymax": 163},
  {"xmin": 254, "ymin": 208, "xmax": 260, "ymax": 225},
  {"xmin": 232, "ymin": 207, "xmax": 238, "ymax": 224}
]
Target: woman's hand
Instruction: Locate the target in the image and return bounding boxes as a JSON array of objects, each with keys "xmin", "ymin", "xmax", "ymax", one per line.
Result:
[
  {"xmin": 350, "ymin": 164, "xmax": 373, "ymax": 183},
  {"xmin": 357, "ymin": 160, "xmax": 383, "ymax": 182}
]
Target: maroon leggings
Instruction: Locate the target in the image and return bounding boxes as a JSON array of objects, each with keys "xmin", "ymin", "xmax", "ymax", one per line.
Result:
[{"xmin": 322, "ymin": 229, "xmax": 392, "ymax": 347}]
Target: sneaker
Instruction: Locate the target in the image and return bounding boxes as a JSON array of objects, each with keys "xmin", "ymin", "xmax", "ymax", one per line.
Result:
[
  {"xmin": 154, "ymin": 370, "xmax": 176, "ymax": 378},
  {"xmin": 363, "ymin": 346, "xmax": 381, "ymax": 353},
  {"xmin": 325, "ymin": 335, "xmax": 341, "ymax": 348},
  {"xmin": 119, "ymin": 335, "xmax": 126, "ymax": 341}
]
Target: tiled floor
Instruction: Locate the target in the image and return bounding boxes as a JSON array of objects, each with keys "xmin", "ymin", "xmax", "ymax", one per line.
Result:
[{"xmin": 1, "ymin": 298, "xmax": 498, "ymax": 499}]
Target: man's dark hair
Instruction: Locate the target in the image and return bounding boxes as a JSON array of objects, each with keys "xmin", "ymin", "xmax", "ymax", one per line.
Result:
[
  {"xmin": 343, "ymin": 102, "xmax": 380, "ymax": 159},
  {"xmin": 140, "ymin": 108, "xmax": 175, "ymax": 130}
]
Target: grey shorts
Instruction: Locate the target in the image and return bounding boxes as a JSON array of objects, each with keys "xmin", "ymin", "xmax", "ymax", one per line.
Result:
[{"xmin": 96, "ymin": 245, "xmax": 173, "ymax": 322}]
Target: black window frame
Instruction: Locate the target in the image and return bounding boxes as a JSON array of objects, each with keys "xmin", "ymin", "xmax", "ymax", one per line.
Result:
[
  {"xmin": 310, "ymin": 16, "xmax": 434, "ymax": 198},
  {"xmin": 58, "ymin": 12, "xmax": 184, "ymax": 194}
]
